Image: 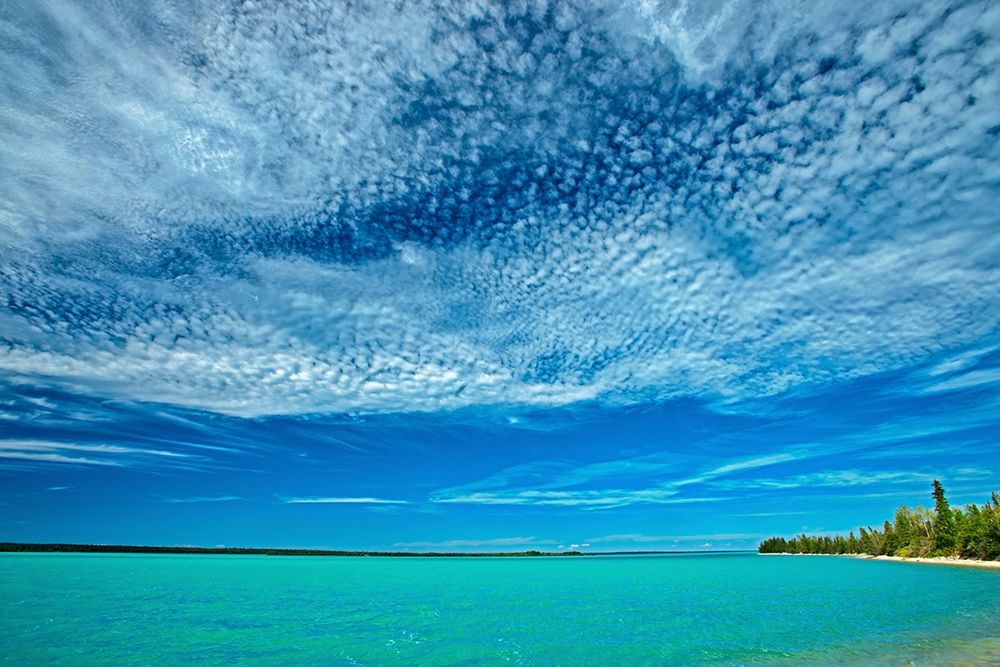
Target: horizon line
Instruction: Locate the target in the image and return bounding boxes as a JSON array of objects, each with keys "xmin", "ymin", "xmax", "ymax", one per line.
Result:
[{"xmin": 0, "ymin": 542, "xmax": 755, "ymax": 557}]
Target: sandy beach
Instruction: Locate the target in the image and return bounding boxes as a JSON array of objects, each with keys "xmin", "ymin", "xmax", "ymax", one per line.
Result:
[
  {"xmin": 850, "ymin": 554, "xmax": 1000, "ymax": 570},
  {"xmin": 762, "ymin": 552, "xmax": 1000, "ymax": 570}
]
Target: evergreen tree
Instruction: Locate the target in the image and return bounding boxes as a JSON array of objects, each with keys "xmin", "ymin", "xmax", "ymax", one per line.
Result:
[
  {"xmin": 858, "ymin": 527, "xmax": 872, "ymax": 554},
  {"xmin": 868, "ymin": 526, "xmax": 886, "ymax": 556},
  {"xmin": 931, "ymin": 479, "xmax": 957, "ymax": 555},
  {"xmin": 756, "ymin": 483, "xmax": 999, "ymax": 559},
  {"xmin": 882, "ymin": 520, "xmax": 896, "ymax": 556},
  {"xmin": 893, "ymin": 506, "xmax": 915, "ymax": 556}
]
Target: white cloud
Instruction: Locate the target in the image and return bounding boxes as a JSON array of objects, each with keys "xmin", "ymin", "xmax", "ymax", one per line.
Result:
[
  {"xmin": 926, "ymin": 347, "xmax": 995, "ymax": 377},
  {"xmin": 282, "ymin": 496, "xmax": 409, "ymax": 505},
  {"xmin": 158, "ymin": 495, "xmax": 245, "ymax": 503},
  {"xmin": 0, "ymin": 1, "xmax": 998, "ymax": 417},
  {"xmin": 430, "ymin": 448, "xmax": 809, "ymax": 509},
  {"xmin": 674, "ymin": 453, "xmax": 800, "ymax": 486},
  {"xmin": 390, "ymin": 536, "xmax": 552, "ymax": 549},
  {"xmin": 586, "ymin": 532, "xmax": 767, "ymax": 543},
  {"xmin": 432, "ymin": 489, "xmax": 721, "ymax": 508},
  {"xmin": 925, "ymin": 368, "xmax": 1000, "ymax": 394},
  {"xmin": 710, "ymin": 467, "xmax": 991, "ymax": 491},
  {"xmin": 0, "ymin": 439, "xmax": 194, "ymax": 468}
]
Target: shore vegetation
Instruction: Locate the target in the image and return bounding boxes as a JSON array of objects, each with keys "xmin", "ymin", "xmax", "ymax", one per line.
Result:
[{"xmin": 759, "ymin": 481, "xmax": 1000, "ymax": 561}]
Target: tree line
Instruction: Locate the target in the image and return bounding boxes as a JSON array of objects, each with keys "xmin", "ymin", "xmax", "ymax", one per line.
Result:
[
  {"xmin": 0, "ymin": 543, "xmax": 585, "ymax": 557},
  {"xmin": 759, "ymin": 481, "xmax": 1000, "ymax": 560}
]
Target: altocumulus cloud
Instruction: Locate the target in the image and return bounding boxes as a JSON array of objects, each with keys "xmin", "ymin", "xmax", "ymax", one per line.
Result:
[{"xmin": 1, "ymin": 0, "xmax": 999, "ymax": 417}]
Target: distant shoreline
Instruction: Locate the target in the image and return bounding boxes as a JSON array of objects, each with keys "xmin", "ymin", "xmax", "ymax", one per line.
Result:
[
  {"xmin": 0, "ymin": 543, "xmax": 751, "ymax": 558},
  {"xmin": 761, "ymin": 552, "xmax": 1000, "ymax": 570}
]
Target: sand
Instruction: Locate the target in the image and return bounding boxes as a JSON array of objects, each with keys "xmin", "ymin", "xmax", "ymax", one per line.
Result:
[
  {"xmin": 761, "ymin": 552, "xmax": 1000, "ymax": 569},
  {"xmin": 851, "ymin": 554, "xmax": 1000, "ymax": 570}
]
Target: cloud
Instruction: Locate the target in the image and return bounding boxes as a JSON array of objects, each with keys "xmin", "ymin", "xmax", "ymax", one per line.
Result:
[
  {"xmin": 281, "ymin": 496, "xmax": 409, "ymax": 505},
  {"xmin": 426, "ymin": 405, "xmax": 1000, "ymax": 509},
  {"xmin": 924, "ymin": 368, "xmax": 1000, "ymax": 394},
  {"xmin": 712, "ymin": 467, "xmax": 992, "ymax": 491},
  {"xmin": 0, "ymin": 1, "xmax": 998, "ymax": 418},
  {"xmin": 586, "ymin": 532, "xmax": 768, "ymax": 544},
  {"xmin": 430, "ymin": 447, "xmax": 804, "ymax": 509},
  {"xmin": 158, "ymin": 495, "xmax": 245, "ymax": 503},
  {"xmin": 0, "ymin": 439, "xmax": 195, "ymax": 468},
  {"xmin": 432, "ymin": 489, "xmax": 723, "ymax": 508},
  {"xmin": 0, "ymin": 451, "xmax": 118, "ymax": 467},
  {"xmin": 714, "ymin": 469, "xmax": 935, "ymax": 490},
  {"xmin": 926, "ymin": 347, "xmax": 996, "ymax": 377},
  {"xmin": 391, "ymin": 536, "xmax": 553, "ymax": 549},
  {"xmin": 673, "ymin": 453, "xmax": 802, "ymax": 487}
]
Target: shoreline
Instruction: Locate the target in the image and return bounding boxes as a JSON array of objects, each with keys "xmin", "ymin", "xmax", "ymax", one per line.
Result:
[
  {"xmin": 761, "ymin": 552, "xmax": 1000, "ymax": 570},
  {"xmin": 851, "ymin": 553, "xmax": 1000, "ymax": 570},
  {"xmin": 0, "ymin": 543, "xmax": 750, "ymax": 558}
]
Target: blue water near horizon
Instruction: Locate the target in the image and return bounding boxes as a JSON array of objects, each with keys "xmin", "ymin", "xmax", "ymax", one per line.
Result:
[{"xmin": 2, "ymin": 552, "xmax": 999, "ymax": 665}]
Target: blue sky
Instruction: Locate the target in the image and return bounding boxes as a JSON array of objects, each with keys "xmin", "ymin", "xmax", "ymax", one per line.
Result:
[{"xmin": 1, "ymin": 0, "xmax": 999, "ymax": 551}]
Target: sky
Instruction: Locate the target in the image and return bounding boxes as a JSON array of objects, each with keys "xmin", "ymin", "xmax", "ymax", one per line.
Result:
[{"xmin": 0, "ymin": 0, "xmax": 999, "ymax": 552}]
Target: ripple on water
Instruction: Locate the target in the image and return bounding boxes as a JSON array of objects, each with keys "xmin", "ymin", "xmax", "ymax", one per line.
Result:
[{"xmin": 1, "ymin": 553, "xmax": 999, "ymax": 665}]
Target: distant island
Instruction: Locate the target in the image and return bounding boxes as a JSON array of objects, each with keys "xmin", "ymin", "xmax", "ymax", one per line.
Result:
[
  {"xmin": 0, "ymin": 544, "xmax": 747, "ymax": 557},
  {"xmin": 0, "ymin": 544, "xmax": 586, "ymax": 557},
  {"xmin": 759, "ymin": 481, "xmax": 1000, "ymax": 562}
]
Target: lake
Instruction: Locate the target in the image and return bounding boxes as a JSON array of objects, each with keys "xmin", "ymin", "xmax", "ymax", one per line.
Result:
[{"xmin": 1, "ymin": 552, "xmax": 998, "ymax": 665}]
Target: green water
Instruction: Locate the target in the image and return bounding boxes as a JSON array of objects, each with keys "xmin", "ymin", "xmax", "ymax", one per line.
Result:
[{"xmin": 1, "ymin": 553, "xmax": 999, "ymax": 665}]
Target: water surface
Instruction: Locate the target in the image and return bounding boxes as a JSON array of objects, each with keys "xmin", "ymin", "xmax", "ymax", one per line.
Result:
[{"xmin": 2, "ymin": 552, "xmax": 999, "ymax": 665}]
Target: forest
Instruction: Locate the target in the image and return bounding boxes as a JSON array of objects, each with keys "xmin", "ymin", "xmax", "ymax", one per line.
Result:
[{"xmin": 759, "ymin": 481, "xmax": 1000, "ymax": 560}]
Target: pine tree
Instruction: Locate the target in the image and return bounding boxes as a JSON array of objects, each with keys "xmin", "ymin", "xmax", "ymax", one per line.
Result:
[
  {"xmin": 893, "ymin": 506, "xmax": 915, "ymax": 556},
  {"xmin": 882, "ymin": 520, "xmax": 896, "ymax": 555},
  {"xmin": 858, "ymin": 527, "xmax": 872, "ymax": 554},
  {"xmin": 931, "ymin": 479, "xmax": 957, "ymax": 555},
  {"xmin": 756, "ymin": 482, "xmax": 999, "ymax": 560}
]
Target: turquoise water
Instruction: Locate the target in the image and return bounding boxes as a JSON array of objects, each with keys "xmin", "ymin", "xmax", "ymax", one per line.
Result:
[{"xmin": 1, "ymin": 553, "xmax": 999, "ymax": 665}]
